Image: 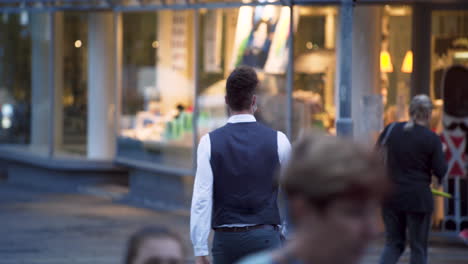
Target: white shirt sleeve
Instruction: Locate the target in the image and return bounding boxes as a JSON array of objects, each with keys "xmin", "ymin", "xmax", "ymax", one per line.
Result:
[
  {"xmin": 277, "ymin": 131, "xmax": 292, "ymax": 165},
  {"xmin": 190, "ymin": 134, "xmax": 213, "ymax": 257}
]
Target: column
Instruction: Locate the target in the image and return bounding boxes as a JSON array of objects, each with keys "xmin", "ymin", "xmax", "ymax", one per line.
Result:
[
  {"xmin": 325, "ymin": 10, "xmax": 336, "ymax": 113},
  {"xmin": 30, "ymin": 13, "xmax": 53, "ymax": 154},
  {"xmin": 336, "ymin": 0, "xmax": 354, "ymax": 137},
  {"xmin": 87, "ymin": 12, "xmax": 116, "ymax": 160},
  {"xmin": 411, "ymin": 4, "xmax": 431, "ymax": 97},
  {"xmin": 54, "ymin": 12, "xmax": 64, "ymax": 153},
  {"xmin": 352, "ymin": 6, "xmax": 382, "ymax": 143}
]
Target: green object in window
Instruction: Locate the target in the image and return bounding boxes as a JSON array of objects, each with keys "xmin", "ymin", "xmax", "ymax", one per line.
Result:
[{"xmin": 164, "ymin": 121, "xmax": 173, "ymax": 140}]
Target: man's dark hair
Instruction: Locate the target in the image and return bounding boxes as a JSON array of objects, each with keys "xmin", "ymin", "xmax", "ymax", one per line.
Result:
[
  {"xmin": 124, "ymin": 226, "xmax": 185, "ymax": 264},
  {"xmin": 226, "ymin": 66, "xmax": 258, "ymax": 111}
]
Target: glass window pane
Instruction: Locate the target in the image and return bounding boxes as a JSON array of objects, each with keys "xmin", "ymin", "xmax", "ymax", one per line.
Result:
[
  {"xmin": 55, "ymin": 12, "xmax": 88, "ymax": 158},
  {"xmin": 197, "ymin": 8, "xmax": 231, "ymax": 138},
  {"xmin": 118, "ymin": 11, "xmax": 195, "ymax": 170},
  {"xmin": 197, "ymin": 5, "xmax": 291, "ymax": 138},
  {"xmin": 0, "ymin": 12, "xmax": 52, "ymax": 156},
  {"xmin": 381, "ymin": 6, "xmax": 412, "ymax": 126},
  {"xmin": 431, "ymin": 10, "xmax": 468, "ymax": 131},
  {"xmin": 293, "ymin": 6, "xmax": 338, "ymax": 138}
]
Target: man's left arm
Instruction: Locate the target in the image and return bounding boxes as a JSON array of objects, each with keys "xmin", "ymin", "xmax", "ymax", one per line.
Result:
[{"xmin": 277, "ymin": 131, "xmax": 292, "ymax": 238}]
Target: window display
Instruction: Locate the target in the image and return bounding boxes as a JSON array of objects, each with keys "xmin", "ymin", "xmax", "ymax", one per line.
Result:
[
  {"xmin": 431, "ymin": 10, "xmax": 468, "ymax": 132},
  {"xmin": 197, "ymin": 6, "xmax": 291, "ymax": 138},
  {"xmin": 380, "ymin": 6, "xmax": 412, "ymax": 125},
  {"xmin": 293, "ymin": 6, "xmax": 338, "ymax": 137},
  {"xmin": 118, "ymin": 11, "xmax": 195, "ymax": 170}
]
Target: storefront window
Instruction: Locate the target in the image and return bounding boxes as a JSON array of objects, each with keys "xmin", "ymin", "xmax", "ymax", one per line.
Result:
[
  {"xmin": 56, "ymin": 12, "xmax": 88, "ymax": 158},
  {"xmin": 0, "ymin": 12, "xmax": 52, "ymax": 156},
  {"xmin": 197, "ymin": 8, "xmax": 231, "ymax": 138},
  {"xmin": 197, "ymin": 5, "xmax": 291, "ymax": 138},
  {"xmin": 293, "ymin": 6, "xmax": 338, "ymax": 137},
  {"xmin": 431, "ymin": 10, "xmax": 468, "ymax": 131},
  {"xmin": 118, "ymin": 11, "xmax": 195, "ymax": 170},
  {"xmin": 381, "ymin": 6, "xmax": 412, "ymax": 125}
]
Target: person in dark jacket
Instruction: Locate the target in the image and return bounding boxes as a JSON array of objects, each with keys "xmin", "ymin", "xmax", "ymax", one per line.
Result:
[{"xmin": 378, "ymin": 95, "xmax": 448, "ymax": 264}]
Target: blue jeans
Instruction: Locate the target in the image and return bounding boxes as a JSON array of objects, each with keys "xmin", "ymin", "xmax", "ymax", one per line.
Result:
[
  {"xmin": 212, "ymin": 226, "xmax": 282, "ymax": 264},
  {"xmin": 379, "ymin": 207, "xmax": 431, "ymax": 264}
]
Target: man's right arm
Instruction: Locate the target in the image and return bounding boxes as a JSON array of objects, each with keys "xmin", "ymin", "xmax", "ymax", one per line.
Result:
[
  {"xmin": 190, "ymin": 134, "xmax": 213, "ymax": 259},
  {"xmin": 432, "ymin": 134, "xmax": 448, "ymax": 184}
]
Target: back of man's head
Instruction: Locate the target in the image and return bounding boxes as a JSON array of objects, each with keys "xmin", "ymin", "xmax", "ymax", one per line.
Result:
[
  {"xmin": 280, "ymin": 131, "xmax": 389, "ymax": 210},
  {"xmin": 226, "ymin": 66, "xmax": 258, "ymax": 111}
]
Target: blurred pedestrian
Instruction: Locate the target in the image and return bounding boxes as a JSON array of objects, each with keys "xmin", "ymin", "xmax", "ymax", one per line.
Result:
[
  {"xmin": 238, "ymin": 132, "xmax": 389, "ymax": 264},
  {"xmin": 125, "ymin": 226, "xmax": 185, "ymax": 264},
  {"xmin": 190, "ymin": 66, "xmax": 291, "ymax": 264},
  {"xmin": 378, "ymin": 95, "xmax": 448, "ymax": 264}
]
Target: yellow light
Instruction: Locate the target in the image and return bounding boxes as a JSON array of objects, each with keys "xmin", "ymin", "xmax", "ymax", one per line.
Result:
[
  {"xmin": 74, "ymin": 40, "xmax": 82, "ymax": 48},
  {"xmin": 380, "ymin": 51, "xmax": 394, "ymax": 73},
  {"xmin": 152, "ymin": 41, "xmax": 160, "ymax": 49},
  {"xmin": 401, "ymin": 51, "xmax": 413, "ymax": 73},
  {"xmin": 306, "ymin": 41, "xmax": 313, "ymax": 50},
  {"xmin": 435, "ymin": 99, "xmax": 444, "ymax": 107}
]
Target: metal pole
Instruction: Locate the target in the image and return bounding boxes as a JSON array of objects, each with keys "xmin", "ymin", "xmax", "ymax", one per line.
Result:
[
  {"xmin": 114, "ymin": 12, "xmax": 123, "ymax": 159},
  {"xmin": 48, "ymin": 11, "xmax": 56, "ymax": 158},
  {"xmin": 455, "ymin": 177, "xmax": 461, "ymax": 232},
  {"xmin": 286, "ymin": 4, "xmax": 294, "ymax": 139},
  {"xmin": 192, "ymin": 10, "xmax": 200, "ymax": 173},
  {"xmin": 335, "ymin": 0, "xmax": 353, "ymax": 137},
  {"xmin": 411, "ymin": 4, "xmax": 431, "ymax": 97}
]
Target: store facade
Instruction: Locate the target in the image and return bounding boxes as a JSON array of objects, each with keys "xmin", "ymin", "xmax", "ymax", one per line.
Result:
[{"xmin": 0, "ymin": 0, "xmax": 467, "ymax": 229}]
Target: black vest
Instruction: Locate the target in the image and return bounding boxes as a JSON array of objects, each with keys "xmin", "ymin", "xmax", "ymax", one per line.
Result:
[{"xmin": 209, "ymin": 122, "xmax": 281, "ymax": 227}]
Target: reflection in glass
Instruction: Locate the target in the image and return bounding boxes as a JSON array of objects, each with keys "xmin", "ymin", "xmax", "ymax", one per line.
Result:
[
  {"xmin": 118, "ymin": 11, "xmax": 195, "ymax": 170},
  {"xmin": 0, "ymin": 12, "xmax": 52, "ymax": 156},
  {"xmin": 381, "ymin": 6, "xmax": 412, "ymax": 125},
  {"xmin": 293, "ymin": 6, "xmax": 337, "ymax": 137},
  {"xmin": 431, "ymin": 10, "xmax": 468, "ymax": 132},
  {"xmin": 58, "ymin": 13, "xmax": 88, "ymax": 157},
  {"xmin": 197, "ymin": 6, "xmax": 290, "ymax": 139}
]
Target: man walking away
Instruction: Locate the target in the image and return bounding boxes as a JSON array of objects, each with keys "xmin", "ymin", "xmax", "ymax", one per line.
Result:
[{"xmin": 190, "ymin": 66, "xmax": 291, "ymax": 264}]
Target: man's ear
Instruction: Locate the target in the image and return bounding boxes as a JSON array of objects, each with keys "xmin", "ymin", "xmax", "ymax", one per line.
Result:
[{"xmin": 252, "ymin": 95, "xmax": 257, "ymax": 107}]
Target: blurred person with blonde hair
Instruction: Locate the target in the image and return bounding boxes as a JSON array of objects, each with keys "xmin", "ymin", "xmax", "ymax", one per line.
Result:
[
  {"xmin": 238, "ymin": 131, "xmax": 389, "ymax": 264},
  {"xmin": 378, "ymin": 94, "xmax": 447, "ymax": 264}
]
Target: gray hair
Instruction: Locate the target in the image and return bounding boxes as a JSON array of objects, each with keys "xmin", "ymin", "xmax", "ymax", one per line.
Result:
[{"xmin": 404, "ymin": 94, "xmax": 433, "ymax": 130}]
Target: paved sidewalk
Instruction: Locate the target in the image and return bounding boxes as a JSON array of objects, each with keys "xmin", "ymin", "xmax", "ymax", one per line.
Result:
[
  {"xmin": 0, "ymin": 183, "xmax": 190, "ymax": 264},
  {"xmin": 0, "ymin": 182, "xmax": 466, "ymax": 264}
]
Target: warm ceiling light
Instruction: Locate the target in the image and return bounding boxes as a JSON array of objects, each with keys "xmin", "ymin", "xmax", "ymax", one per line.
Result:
[
  {"xmin": 75, "ymin": 40, "xmax": 82, "ymax": 48},
  {"xmin": 152, "ymin": 41, "xmax": 160, "ymax": 49},
  {"xmin": 401, "ymin": 50, "xmax": 413, "ymax": 73},
  {"xmin": 380, "ymin": 51, "xmax": 394, "ymax": 73}
]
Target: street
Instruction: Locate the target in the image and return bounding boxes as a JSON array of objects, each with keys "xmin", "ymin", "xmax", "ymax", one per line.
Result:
[{"xmin": 0, "ymin": 182, "xmax": 466, "ymax": 264}]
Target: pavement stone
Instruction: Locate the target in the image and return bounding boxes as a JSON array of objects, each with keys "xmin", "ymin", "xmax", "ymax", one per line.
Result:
[{"xmin": 0, "ymin": 182, "xmax": 467, "ymax": 264}]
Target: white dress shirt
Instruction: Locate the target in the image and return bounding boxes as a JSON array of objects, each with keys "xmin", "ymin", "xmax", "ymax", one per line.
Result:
[{"xmin": 190, "ymin": 114, "xmax": 292, "ymax": 257}]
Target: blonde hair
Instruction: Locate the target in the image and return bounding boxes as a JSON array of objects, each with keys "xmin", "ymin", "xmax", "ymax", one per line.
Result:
[
  {"xmin": 404, "ymin": 94, "xmax": 433, "ymax": 131},
  {"xmin": 280, "ymin": 131, "xmax": 388, "ymax": 206}
]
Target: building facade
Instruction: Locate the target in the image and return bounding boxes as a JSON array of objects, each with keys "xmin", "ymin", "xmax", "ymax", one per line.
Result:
[{"xmin": 0, "ymin": 0, "xmax": 467, "ymax": 230}]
